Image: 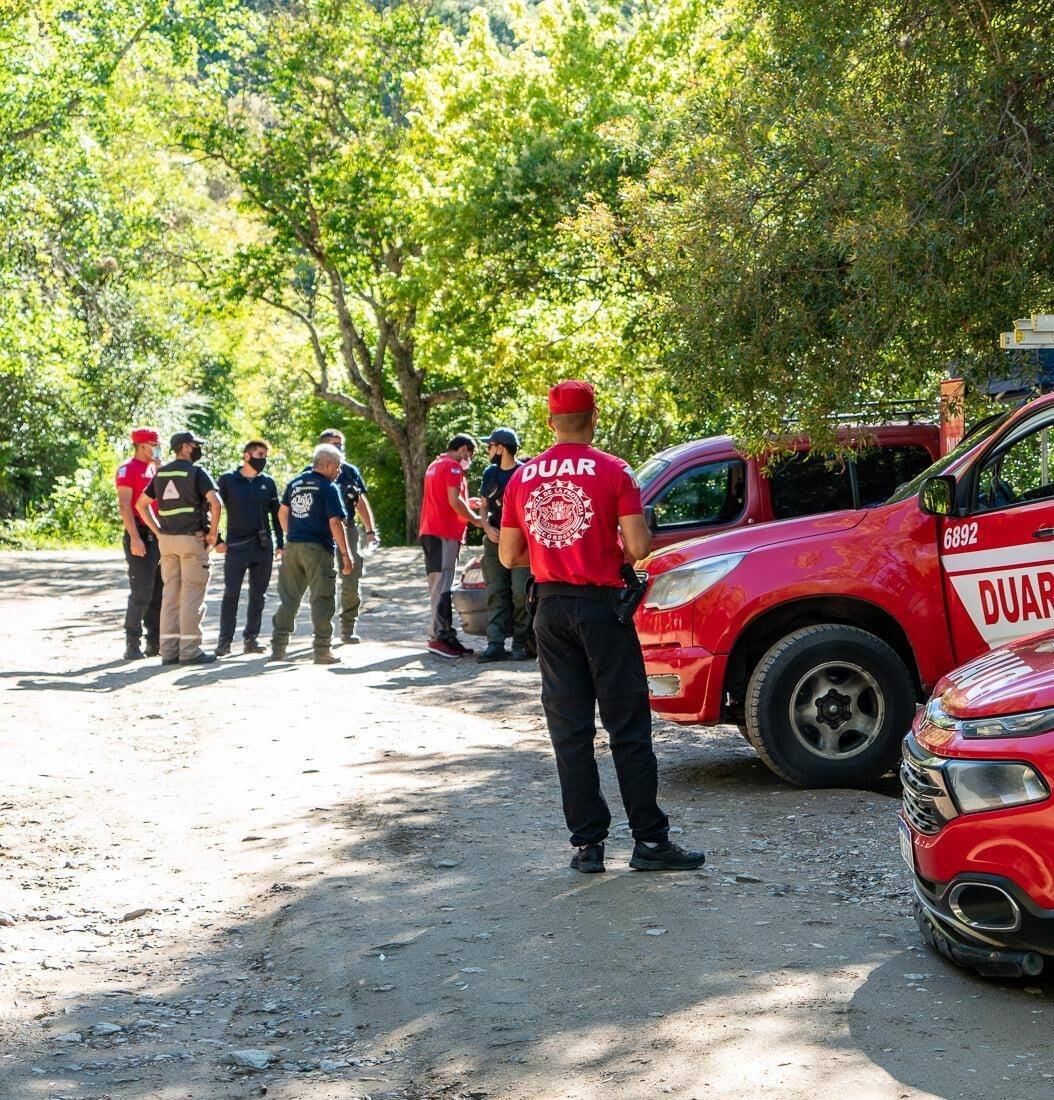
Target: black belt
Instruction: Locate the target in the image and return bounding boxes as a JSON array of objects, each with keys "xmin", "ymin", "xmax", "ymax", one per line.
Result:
[{"xmin": 536, "ymin": 582, "xmax": 623, "ymax": 604}]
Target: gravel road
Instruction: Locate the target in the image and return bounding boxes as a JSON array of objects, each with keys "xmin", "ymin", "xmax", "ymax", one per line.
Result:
[{"xmin": 1, "ymin": 548, "xmax": 1053, "ymax": 1100}]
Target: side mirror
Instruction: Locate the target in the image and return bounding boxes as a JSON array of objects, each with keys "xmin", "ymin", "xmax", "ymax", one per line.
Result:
[
  {"xmin": 643, "ymin": 505, "xmax": 657, "ymax": 531},
  {"xmin": 919, "ymin": 475, "xmax": 956, "ymax": 516}
]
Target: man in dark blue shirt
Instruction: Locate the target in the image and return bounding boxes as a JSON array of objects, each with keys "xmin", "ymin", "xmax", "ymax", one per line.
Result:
[
  {"xmin": 270, "ymin": 444, "xmax": 352, "ymax": 664},
  {"xmin": 214, "ymin": 440, "xmax": 283, "ymax": 657},
  {"xmin": 318, "ymin": 429, "xmax": 380, "ymax": 644},
  {"xmin": 478, "ymin": 428, "xmax": 532, "ymax": 662}
]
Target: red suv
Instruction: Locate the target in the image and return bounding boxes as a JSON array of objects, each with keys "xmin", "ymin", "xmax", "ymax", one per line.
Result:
[
  {"xmin": 902, "ymin": 632, "xmax": 1054, "ymax": 978},
  {"xmin": 636, "ymin": 393, "xmax": 1054, "ymax": 787}
]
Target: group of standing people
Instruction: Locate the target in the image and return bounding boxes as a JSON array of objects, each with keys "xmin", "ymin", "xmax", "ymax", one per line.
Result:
[{"xmin": 116, "ymin": 428, "xmax": 378, "ymax": 666}]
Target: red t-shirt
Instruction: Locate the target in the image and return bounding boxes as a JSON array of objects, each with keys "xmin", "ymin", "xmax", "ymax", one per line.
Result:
[
  {"xmin": 501, "ymin": 443, "xmax": 642, "ymax": 586},
  {"xmin": 419, "ymin": 454, "xmax": 469, "ymax": 541},
  {"xmin": 115, "ymin": 457, "xmax": 157, "ymax": 515}
]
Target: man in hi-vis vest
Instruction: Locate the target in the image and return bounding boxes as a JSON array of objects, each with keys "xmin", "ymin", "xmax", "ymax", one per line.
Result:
[{"xmin": 136, "ymin": 432, "xmax": 221, "ymax": 665}]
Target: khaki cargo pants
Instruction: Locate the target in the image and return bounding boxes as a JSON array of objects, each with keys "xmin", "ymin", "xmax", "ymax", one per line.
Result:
[{"xmin": 158, "ymin": 533, "xmax": 211, "ymax": 662}]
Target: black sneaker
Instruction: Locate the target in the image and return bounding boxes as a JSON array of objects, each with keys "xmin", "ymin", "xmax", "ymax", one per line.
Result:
[
  {"xmin": 629, "ymin": 839, "xmax": 706, "ymax": 872},
  {"xmin": 509, "ymin": 644, "xmax": 532, "ymax": 661},
  {"xmin": 477, "ymin": 642, "xmax": 507, "ymax": 662},
  {"xmin": 124, "ymin": 644, "xmax": 145, "ymax": 661},
  {"xmin": 570, "ymin": 843, "xmax": 605, "ymax": 874},
  {"xmin": 182, "ymin": 652, "xmax": 217, "ymax": 666},
  {"xmin": 450, "ymin": 639, "xmax": 475, "ymax": 657},
  {"xmin": 215, "ymin": 641, "xmax": 232, "ymax": 657},
  {"xmin": 144, "ymin": 641, "xmax": 160, "ymax": 658},
  {"xmin": 243, "ymin": 638, "xmax": 265, "ymax": 654}
]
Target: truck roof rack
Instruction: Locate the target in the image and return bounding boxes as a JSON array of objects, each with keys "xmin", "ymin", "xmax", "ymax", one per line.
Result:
[{"xmin": 780, "ymin": 399, "xmax": 936, "ymax": 429}]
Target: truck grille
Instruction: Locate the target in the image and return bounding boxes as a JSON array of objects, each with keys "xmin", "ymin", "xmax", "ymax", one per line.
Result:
[{"xmin": 901, "ymin": 733, "xmax": 957, "ymax": 836}]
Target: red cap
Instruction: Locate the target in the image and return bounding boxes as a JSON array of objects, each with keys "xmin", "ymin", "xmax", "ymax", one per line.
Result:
[
  {"xmin": 548, "ymin": 380, "xmax": 595, "ymax": 415},
  {"xmin": 131, "ymin": 427, "xmax": 159, "ymax": 445}
]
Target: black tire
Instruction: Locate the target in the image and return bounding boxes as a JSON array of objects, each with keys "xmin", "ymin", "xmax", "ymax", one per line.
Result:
[{"xmin": 744, "ymin": 624, "xmax": 915, "ymax": 787}]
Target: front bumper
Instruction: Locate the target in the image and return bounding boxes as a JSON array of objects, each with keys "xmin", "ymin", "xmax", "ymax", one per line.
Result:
[{"xmin": 642, "ymin": 645, "xmax": 727, "ymax": 724}]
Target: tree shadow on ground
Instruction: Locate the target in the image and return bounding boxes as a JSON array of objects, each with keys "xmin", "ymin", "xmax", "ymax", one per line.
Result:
[{"xmin": 6, "ymin": 714, "xmax": 1045, "ymax": 1100}]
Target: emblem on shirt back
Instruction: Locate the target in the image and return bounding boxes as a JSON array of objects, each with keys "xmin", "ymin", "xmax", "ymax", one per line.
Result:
[
  {"xmin": 524, "ymin": 479, "xmax": 594, "ymax": 548},
  {"xmin": 290, "ymin": 489, "xmax": 314, "ymax": 519}
]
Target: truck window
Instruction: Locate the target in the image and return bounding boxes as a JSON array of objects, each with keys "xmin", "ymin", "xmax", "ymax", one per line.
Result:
[
  {"xmin": 974, "ymin": 420, "xmax": 1054, "ymax": 511},
  {"xmin": 853, "ymin": 446, "xmax": 934, "ymax": 508},
  {"xmin": 768, "ymin": 453, "xmax": 853, "ymax": 519},
  {"xmin": 651, "ymin": 460, "xmax": 746, "ymax": 528}
]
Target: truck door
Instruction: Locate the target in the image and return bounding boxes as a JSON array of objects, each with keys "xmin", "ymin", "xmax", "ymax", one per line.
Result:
[{"xmin": 940, "ymin": 407, "xmax": 1054, "ymax": 663}]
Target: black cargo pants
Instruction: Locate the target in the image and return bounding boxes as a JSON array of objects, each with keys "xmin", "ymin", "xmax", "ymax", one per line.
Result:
[
  {"xmin": 218, "ymin": 539, "xmax": 274, "ymax": 645},
  {"xmin": 123, "ymin": 529, "xmax": 162, "ymax": 647},
  {"xmin": 533, "ymin": 593, "xmax": 669, "ymax": 847}
]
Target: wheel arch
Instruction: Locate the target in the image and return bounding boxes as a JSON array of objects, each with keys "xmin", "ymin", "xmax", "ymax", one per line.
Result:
[{"xmin": 722, "ymin": 596, "xmax": 923, "ymax": 720}]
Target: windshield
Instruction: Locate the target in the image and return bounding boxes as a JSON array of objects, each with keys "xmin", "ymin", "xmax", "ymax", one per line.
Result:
[
  {"xmin": 634, "ymin": 456, "xmax": 671, "ymax": 492},
  {"xmin": 884, "ymin": 411, "xmax": 1010, "ymax": 504}
]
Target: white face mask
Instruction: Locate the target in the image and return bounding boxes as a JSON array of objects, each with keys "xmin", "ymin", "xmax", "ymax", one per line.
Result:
[
  {"xmin": 460, "ymin": 455, "xmax": 472, "ymax": 470},
  {"xmin": 152, "ymin": 446, "xmax": 161, "ymax": 460}
]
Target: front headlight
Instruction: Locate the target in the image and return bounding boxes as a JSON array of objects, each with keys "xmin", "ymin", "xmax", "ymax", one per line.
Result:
[
  {"xmin": 642, "ymin": 553, "xmax": 745, "ymax": 612},
  {"xmin": 943, "ymin": 760, "xmax": 1049, "ymax": 814},
  {"xmin": 926, "ymin": 697, "xmax": 1054, "ymax": 739}
]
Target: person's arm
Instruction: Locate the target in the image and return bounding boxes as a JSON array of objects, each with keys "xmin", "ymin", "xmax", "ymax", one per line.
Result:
[
  {"xmin": 117, "ymin": 485, "xmax": 146, "ymax": 555},
  {"xmin": 135, "ymin": 488, "xmax": 162, "ymax": 538},
  {"xmin": 269, "ymin": 486, "xmax": 284, "ymax": 555},
  {"xmin": 446, "ymin": 484, "xmax": 483, "ymax": 527},
  {"xmin": 618, "ymin": 513, "xmax": 652, "ymax": 563},
  {"xmin": 278, "ymin": 503, "xmax": 290, "ymax": 534},
  {"xmin": 204, "ymin": 489, "xmax": 221, "ymax": 549},
  {"xmin": 499, "ymin": 525, "xmax": 530, "ymax": 569},
  {"xmin": 329, "ymin": 517, "xmax": 353, "ymax": 574},
  {"xmin": 355, "ymin": 494, "xmax": 379, "ymax": 544}
]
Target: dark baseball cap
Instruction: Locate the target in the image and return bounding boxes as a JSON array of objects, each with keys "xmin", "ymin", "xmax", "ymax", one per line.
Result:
[
  {"xmin": 170, "ymin": 431, "xmax": 205, "ymax": 452},
  {"xmin": 484, "ymin": 427, "xmax": 519, "ymax": 449}
]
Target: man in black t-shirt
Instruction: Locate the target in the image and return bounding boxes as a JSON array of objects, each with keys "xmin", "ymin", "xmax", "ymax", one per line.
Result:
[{"xmin": 478, "ymin": 428, "xmax": 532, "ymax": 662}]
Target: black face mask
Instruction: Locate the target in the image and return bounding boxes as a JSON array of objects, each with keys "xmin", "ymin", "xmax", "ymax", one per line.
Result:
[
  {"xmin": 189, "ymin": 445, "xmax": 203, "ymax": 463},
  {"xmin": 489, "ymin": 452, "xmax": 503, "ymax": 466},
  {"xmin": 247, "ymin": 456, "xmax": 267, "ymax": 472}
]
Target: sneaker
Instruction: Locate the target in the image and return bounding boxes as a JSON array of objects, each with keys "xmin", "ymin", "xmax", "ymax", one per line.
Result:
[
  {"xmin": 629, "ymin": 839, "xmax": 706, "ymax": 872},
  {"xmin": 449, "ymin": 638, "xmax": 474, "ymax": 657},
  {"xmin": 427, "ymin": 639, "xmax": 461, "ymax": 659},
  {"xmin": 243, "ymin": 638, "xmax": 265, "ymax": 654},
  {"xmin": 314, "ymin": 650, "xmax": 341, "ymax": 665},
  {"xmin": 182, "ymin": 652, "xmax": 217, "ymax": 666},
  {"xmin": 509, "ymin": 643, "xmax": 532, "ymax": 661},
  {"xmin": 477, "ymin": 642, "xmax": 507, "ymax": 662},
  {"xmin": 124, "ymin": 644, "xmax": 145, "ymax": 661},
  {"xmin": 215, "ymin": 641, "xmax": 232, "ymax": 657},
  {"xmin": 144, "ymin": 641, "xmax": 160, "ymax": 658},
  {"xmin": 341, "ymin": 632, "xmax": 361, "ymax": 645},
  {"xmin": 570, "ymin": 843, "xmax": 605, "ymax": 874}
]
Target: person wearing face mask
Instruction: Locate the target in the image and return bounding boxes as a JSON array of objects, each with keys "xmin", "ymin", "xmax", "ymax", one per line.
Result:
[
  {"xmin": 213, "ymin": 440, "xmax": 283, "ymax": 657},
  {"xmin": 269, "ymin": 443, "xmax": 353, "ymax": 665},
  {"xmin": 115, "ymin": 427, "xmax": 164, "ymax": 660},
  {"xmin": 478, "ymin": 427, "xmax": 532, "ymax": 662},
  {"xmin": 136, "ymin": 432, "xmax": 221, "ymax": 666},
  {"xmin": 418, "ymin": 433, "xmax": 484, "ymax": 658}
]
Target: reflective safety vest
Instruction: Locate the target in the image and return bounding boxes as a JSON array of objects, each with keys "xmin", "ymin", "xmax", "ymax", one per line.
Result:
[{"xmin": 152, "ymin": 460, "xmax": 209, "ymax": 535}]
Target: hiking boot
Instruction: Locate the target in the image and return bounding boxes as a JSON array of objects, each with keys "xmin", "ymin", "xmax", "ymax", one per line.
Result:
[
  {"xmin": 161, "ymin": 656, "xmax": 180, "ymax": 666},
  {"xmin": 144, "ymin": 640, "xmax": 160, "ymax": 658},
  {"xmin": 341, "ymin": 631, "xmax": 361, "ymax": 645},
  {"xmin": 509, "ymin": 643, "xmax": 533, "ymax": 661},
  {"xmin": 243, "ymin": 638, "xmax": 265, "ymax": 654},
  {"xmin": 124, "ymin": 643, "xmax": 145, "ymax": 661},
  {"xmin": 267, "ymin": 646, "xmax": 289, "ymax": 663},
  {"xmin": 570, "ymin": 843, "xmax": 605, "ymax": 874},
  {"xmin": 629, "ymin": 839, "xmax": 706, "ymax": 872},
  {"xmin": 477, "ymin": 642, "xmax": 507, "ymax": 662},
  {"xmin": 182, "ymin": 652, "xmax": 217, "ymax": 666},
  {"xmin": 215, "ymin": 640, "xmax": 232, "ymax": 657},
  {"xmin": 427, "ymin": 639, "xmax": 461, "ymax": 659},
  {"xmin": 314, "ymin": 650, "xmax": 341, "ymax": 665}
]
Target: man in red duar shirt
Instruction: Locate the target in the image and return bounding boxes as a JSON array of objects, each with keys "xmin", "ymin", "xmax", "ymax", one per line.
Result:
[
  {"xmin": 114, "ymin": 427, "xmax": 163, "ymax": 660},
  {"xmin": 500, "ymin": 381, "xmax": 704, "ymax": 875},
  {"xmin": 419, "ymin": 433, "xmax": 484, "ymax": 658}
]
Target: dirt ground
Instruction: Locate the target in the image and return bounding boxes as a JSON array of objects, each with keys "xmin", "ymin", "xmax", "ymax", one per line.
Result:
[{"xmin": 2, "ymin": 548, "xmax": 1054, "ymax": 1100}]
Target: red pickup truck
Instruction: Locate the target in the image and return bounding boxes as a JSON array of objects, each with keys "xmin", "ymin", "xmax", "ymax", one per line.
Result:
[{"xmin": 637, "ymin": 393, "xmax": 1054, "ymax": 787}]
